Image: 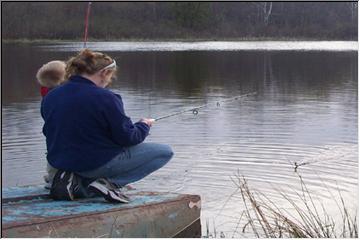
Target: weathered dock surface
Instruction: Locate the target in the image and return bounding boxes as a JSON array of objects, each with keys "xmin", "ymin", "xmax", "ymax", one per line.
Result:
[{"xmin": 2, "ymin": 185, "xmax": 201, "ymax": 238}]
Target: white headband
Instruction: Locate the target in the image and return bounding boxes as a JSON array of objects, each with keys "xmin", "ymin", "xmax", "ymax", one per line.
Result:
[{"xmin": 101, "ymin": 60, "xmax": 117, "ymax": 70}]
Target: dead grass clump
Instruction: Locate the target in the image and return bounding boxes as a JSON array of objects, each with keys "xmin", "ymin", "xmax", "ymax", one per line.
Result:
[{"xmin": 232, "ymin": 173, "xmax": 358, "ymax": 238}]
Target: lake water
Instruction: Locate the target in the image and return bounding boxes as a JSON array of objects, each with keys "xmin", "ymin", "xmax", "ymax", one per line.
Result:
[{"xmin": 2, "ymin": 42, "xmax": 358, "ymax": 237}]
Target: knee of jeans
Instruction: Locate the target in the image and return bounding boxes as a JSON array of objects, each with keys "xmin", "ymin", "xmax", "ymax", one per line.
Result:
[{"xmin": 160, "ymin": 144, "xmax": 174, "ymax": 160}]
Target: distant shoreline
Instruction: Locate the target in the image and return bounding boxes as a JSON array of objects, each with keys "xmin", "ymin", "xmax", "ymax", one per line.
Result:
[{"xmin": 2, "ymin": 37, "xmax": 357, "ymax": 44}]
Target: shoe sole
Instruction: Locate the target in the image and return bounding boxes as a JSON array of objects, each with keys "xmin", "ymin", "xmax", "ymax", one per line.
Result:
[{"xmin": 89, "ymin": 183, "xmax": 129, "ymax": 203}]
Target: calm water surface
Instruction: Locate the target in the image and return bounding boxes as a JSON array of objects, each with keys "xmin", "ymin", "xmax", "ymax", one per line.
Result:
[{"xmin": 2, "ymin": 42, "xmax": 358, "ymax": 237}]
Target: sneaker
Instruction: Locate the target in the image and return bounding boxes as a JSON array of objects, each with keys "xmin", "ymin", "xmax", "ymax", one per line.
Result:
[
  {"xmin": 88, "ymin": 178, "xmax": 130, "ymax": 203},
  {"xmin": 50, "ymin": 170, "xmax": 79, "ymax": 201}
]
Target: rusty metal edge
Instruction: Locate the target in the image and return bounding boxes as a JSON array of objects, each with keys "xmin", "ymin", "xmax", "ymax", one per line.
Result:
[{"xmin": 3, "ymin": 193, "xmax": 201, "ymax": 230}]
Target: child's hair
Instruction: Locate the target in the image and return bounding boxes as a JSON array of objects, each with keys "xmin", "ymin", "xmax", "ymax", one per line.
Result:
[
  {"xmin": 65, "ymin": 49, "xmax": 116, "ymax": 79},
  {"xmin": 36, "ymin": 60, "xmax": 66, "ymax": 88}
]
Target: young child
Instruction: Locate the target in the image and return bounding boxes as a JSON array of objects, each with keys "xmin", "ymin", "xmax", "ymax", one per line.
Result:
[
  {"xmin": 36, "ymin": 60, "xmax": 66, "ymax": 188},
  {"xmin": 36, "ymin": 60, "xmax": 66, "ymax": 97}
]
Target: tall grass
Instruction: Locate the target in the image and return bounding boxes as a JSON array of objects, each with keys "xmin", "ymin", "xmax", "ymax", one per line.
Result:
[{"xmin": 231, "ymin": 172, "xmax": 358, "ymax": 238}]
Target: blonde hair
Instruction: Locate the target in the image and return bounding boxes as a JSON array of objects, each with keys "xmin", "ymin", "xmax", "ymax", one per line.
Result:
[
  {"xmin": 36, "ymin": 60, "xmax": 66, "ymax": 88},
  {"xmin": 65, "ymin": 49, "xmax": 116, "ymax": 79}
]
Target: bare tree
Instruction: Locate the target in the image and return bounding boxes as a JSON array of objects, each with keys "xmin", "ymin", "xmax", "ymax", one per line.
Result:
[
  {"xmin": 253, "ymin": 2, "xmax": 273, "ymax": 26},
  {"xmin": 263, "ymin": 2, "xmax": 273, "ymax": 26},
  {"xmin": 347, "ymin": 2, "xmax": 357, "ymax": 21}
]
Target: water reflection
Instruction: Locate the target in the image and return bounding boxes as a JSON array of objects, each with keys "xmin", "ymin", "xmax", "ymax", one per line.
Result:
[
  {"xmin": 2, "ymin": 43, "xmax": 358, "ymax": 237},
  {"xmin": 3, "ymin": 45, "xmax": 357, "ymax": 104}
]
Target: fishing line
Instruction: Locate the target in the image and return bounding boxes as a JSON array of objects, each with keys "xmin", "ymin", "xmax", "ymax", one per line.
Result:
[
  {"xmin": 287, "ymin": 145, "xmax": 355, "ymax": 172},
  {"xmin": 154, "ymin": 91, "xmax": 257, "ymax": 122},
  {"xmin": 83, "ymin": 2, "xmax": 92, "ymax": 48}
]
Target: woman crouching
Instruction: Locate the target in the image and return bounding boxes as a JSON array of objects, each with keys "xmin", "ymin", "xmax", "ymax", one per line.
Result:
[{"xmin": 41, "ymin": 49, "xmax": 173, "ymax": 203}]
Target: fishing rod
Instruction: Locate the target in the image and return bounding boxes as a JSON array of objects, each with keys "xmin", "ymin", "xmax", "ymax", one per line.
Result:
[
  {"xmin": 154, "ymin": 91, "xmax": 257, "ymax": 122},
  {"xmin": 83, "ymin": 2, "xmax": 92, "ymax": 48},
  {"xmin": 79, "ymin": 4, "xmax": 255, "ymax": 122}
]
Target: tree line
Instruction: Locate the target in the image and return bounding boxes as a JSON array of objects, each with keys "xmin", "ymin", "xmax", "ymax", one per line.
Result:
[{"xmin": 2, "ymin": 2, "xmax": 357, "ymax": 40}]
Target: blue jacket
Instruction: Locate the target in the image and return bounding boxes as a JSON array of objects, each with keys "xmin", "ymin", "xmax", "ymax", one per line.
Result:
[{"xmin": 41, "ymin": 75, "xmax": 150, "ymax": 172}]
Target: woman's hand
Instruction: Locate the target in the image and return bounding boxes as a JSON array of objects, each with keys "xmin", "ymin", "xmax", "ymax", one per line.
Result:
[{"xmin": 140, "ymin": 118, "xmax": 155, "ymax": 127}]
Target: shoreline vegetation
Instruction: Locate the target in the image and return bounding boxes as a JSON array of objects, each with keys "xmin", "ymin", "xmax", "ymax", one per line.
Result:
[
  {"xmin": 3, "ymin": 37, "xmax": 358, "ymax": 44},
  {"xmin": 205, "ymin": 172, "xmax": 358, "ymax": 238},
  {"xmin": 2, "ymin": 2, "xmax": 357, "ymax": 42},
  {"xmin": 227, "ymin": 173, "xmax": 357, "ymax": 238}
]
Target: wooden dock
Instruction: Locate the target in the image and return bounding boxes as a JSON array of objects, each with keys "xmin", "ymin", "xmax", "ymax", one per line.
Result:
[{"xmin": 2, "ymin": 185, "xmax": 201, "ymax": 238}]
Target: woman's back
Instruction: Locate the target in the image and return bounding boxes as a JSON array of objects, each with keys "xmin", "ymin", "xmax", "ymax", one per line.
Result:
[{"xmin": 41, "ymin": 75, "xmax": 149, "ymax": 172}]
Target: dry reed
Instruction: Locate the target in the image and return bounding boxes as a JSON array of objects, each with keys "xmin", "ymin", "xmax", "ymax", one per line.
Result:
[{"xmin": 231, "ymin": 172, "xmax": 358, "ymax": 238}]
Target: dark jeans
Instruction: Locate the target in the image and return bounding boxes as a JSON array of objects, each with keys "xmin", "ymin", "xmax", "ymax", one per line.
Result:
[{"xmin": 77, "ymin": 142, "xmax": 174, "ymax": 187}]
